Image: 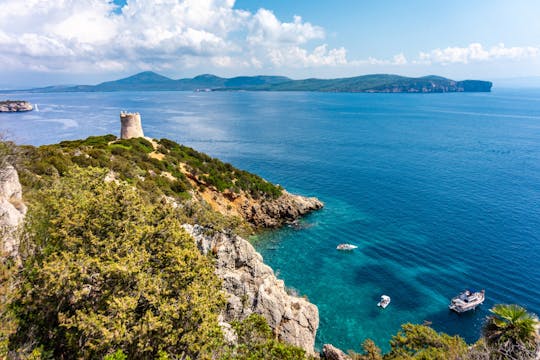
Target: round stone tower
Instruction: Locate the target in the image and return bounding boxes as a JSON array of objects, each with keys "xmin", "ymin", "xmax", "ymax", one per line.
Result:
[{"xmin": 120, "ymin": 111, "xmax": 144, "ymax": 139}]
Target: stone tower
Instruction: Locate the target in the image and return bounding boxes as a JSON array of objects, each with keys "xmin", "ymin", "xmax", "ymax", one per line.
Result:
[{"xmin": 120, "ymin": 111, "xmax": 144, "ymax": 139}]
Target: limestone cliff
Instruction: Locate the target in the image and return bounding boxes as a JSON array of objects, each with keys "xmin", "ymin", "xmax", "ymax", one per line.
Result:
[
  {"xmin": 183, "ymin": 224, "xmax": 319, "ymax": 354},
  {"xmin": 0, "ymin": 165, "xmax": 26, "ymax": 256}
]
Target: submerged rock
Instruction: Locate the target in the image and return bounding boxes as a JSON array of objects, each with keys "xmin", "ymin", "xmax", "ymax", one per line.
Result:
[
  {"xmin": 183, "ymin": 224, "xmax": 319, "ymax": 354},
  {"xmin": 0, "ymin": 165, "xmax": 27, "ymax": 256}
]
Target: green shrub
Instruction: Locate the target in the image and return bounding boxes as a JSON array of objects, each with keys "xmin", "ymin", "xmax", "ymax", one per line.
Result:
[
  {"xmin": 8, "ymin": 167, "xmax": 226, "ymax": 359},
  {"xmin": 222, "ymin": 314, "xmax": 307, "ymax": 360}
]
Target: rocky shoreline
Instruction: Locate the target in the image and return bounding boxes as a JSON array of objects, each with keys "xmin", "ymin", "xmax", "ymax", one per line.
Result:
[
  {"xmin": 241, "ymin": 190, "xmax": 324, "ymax": 228},
  {"xmin": 0, "ymin": 100, "xmax": 33, "ymax": 112},
  {"xmin": 184, "ymin": 224, "xmax": 320, "ymax": 355},
  {"xmin": 1, "ymin": 126, "xmax": 330, "ymax": 356}
]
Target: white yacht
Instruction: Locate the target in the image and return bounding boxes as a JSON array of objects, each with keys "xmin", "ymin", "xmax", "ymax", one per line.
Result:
[
  {"xmin": 449, "ymin": 289, "xmax": 485, "ymax": 313},
  {"xmin": 336, "ymin": 243, "xmax": 358, "ymax": 251}
]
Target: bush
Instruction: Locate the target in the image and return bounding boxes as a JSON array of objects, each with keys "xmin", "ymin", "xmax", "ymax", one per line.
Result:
[
  {"xmin": 221, "ymin": 314, "xmax": 307, "ymax": 360},
  {"xmin": 8, "ymin": 167, "xmax": 226, "ymax": 359}
]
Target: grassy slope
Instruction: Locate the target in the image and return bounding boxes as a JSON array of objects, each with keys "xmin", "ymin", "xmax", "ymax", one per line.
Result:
[{"xmin": 16, "ymin": 135, "xmax": 283, "ymax": 235}]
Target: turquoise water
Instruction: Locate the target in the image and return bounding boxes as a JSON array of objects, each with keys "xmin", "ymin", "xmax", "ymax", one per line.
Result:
[{"xmin": 1, "ymin": 89, "xmax": 539, "ymax": 352}]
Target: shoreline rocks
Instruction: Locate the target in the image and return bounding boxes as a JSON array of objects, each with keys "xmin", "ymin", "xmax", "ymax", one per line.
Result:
[
  {"xmin": 0, "ymin": 100, "xmax": 33, "ymax": 112},
  {"xmin": 241, "ymin": 190, "xmax": 324, "ymax": 228},
  {"xmin": 183, "ymin": 224, "xmax": 319, "ymax": 355},
  {"xmin": 322, "ymin": 344, "xmax": 352, "ymax": 360}
]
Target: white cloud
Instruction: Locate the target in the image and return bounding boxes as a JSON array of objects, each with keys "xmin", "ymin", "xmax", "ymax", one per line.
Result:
[
  {"xmin": 419, "ymin": 43, "xmax": 539, "ymax": 65},
  {"xmin": 392, "ymin": 53, "xmax": 407, "ymax": 65},
  {"xmin": 268, "ymin": 44, "xmax": 347, "ymax": 67},
  {"xmin": 3, "ymin": 1, "xmax": 537, "ymax": 80},
  {"xmin": 350, "ymin": 53, "xmax": 408, "ymax": 66},
  {"xmin": 0, "ymin": 0, "xmax": 346, "ymax": 75},
  {"xmin": 247, "ymin": 9, "xmax": 324, "ymax": 46}
]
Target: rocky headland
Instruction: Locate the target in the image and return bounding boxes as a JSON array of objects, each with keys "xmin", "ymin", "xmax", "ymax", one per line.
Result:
[
  {"xmin": 2, "ymin": 130, "xmax": 325, "ymax": 355},
  {"xmin": 0, "ymin": 100, "xmax": 33, "ymax": 112}
]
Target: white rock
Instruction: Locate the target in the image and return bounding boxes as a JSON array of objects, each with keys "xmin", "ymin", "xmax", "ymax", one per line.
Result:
[
  {"xmin": 0, "ymin": 165, "xmax": 26, "ymax": 256},
  {"xmin": 183, "ymin": 224, "xmax": 319, "ymax": 355}
]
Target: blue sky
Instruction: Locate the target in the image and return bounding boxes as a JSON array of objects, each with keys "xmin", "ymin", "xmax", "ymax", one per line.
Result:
[{"xmin": 0, "ymin": 0, "xmax": 539, "ymax": 88}]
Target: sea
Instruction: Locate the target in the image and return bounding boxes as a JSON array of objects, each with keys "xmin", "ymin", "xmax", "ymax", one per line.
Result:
[{"xmin": 1, "ymin": 89, "xmax": 539, "ymax": 352}]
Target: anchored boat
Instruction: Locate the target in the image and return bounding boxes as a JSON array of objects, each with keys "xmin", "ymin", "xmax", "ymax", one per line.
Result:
[
  {"xmin": 449, "ymin": 289, "xmax": 485, "ymax": 313},
  {"xmin": 336, "ymin": 243, "xmax": 358, "ymax": 250},
  {"xmin": 377, "ymin": 295, "xmax": 391, "ymax": 308}
]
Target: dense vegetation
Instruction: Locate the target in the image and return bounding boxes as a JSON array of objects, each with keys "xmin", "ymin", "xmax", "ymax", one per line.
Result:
[
  {"xmin": 17, "ymin": 135, "xmax": 282, "ymax": 203},
  {"xmin": 350, "ymin": 308, "xmax": 539, "ymax": 360},
  {"xmin": 0, "ymin": 167, "xmax": 306, "ymax": 359}
]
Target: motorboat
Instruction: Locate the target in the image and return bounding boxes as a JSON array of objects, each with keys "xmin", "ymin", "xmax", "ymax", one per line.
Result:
[
  {"xmin": 449, "ymin": 289, "xmax": 485, "ymax": 313},
  {"xmin": 377, "ymin": 295, "xmax": 391, "ymax": 308},
  {"xmin": 336, "ymin": 243, "xmax": 358, "ymax": 251}
]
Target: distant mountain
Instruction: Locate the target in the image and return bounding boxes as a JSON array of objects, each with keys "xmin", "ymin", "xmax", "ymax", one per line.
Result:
[{"xmin": 22, "ymin": 72, "xmax": 492, "ymax": 93}]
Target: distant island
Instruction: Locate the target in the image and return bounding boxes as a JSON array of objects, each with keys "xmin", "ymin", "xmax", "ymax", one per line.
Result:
[
  {"xmin": 15, "ymin": 72, "xmax": 492, "ymax": 93},
  {"xmin": 0, "ymin": 100, "xmax": 33, "ymax": 112}
]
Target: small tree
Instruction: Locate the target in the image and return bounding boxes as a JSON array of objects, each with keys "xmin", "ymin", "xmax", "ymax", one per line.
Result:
[
  {"xmin": 350, "ymin": 339, "xmax": 382, "ymax": 360},
  {"xmin": 222, "ymin": 313, "xmax": 307, "ymax": 360},
  {"xmin": 482, "ymin": 304, "xmax": 539, "ymax": 359},
  {"xmin": 386, "ymin": 323, "xmax": 468, "ymax": 359}
]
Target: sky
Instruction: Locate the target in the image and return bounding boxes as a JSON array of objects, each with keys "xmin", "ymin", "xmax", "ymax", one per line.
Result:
[{"xmin": 0, "ymin": 0, "xmax": 539, "ymax": 88}]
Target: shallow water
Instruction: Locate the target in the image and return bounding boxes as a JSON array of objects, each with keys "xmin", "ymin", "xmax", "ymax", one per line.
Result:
[{"xmin": 2, "ymin": 89, "xmax": 539, "ymax": 351}]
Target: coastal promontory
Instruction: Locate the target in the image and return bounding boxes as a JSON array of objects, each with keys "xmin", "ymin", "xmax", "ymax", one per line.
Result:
[
  {"xmin": 1, "ymin": 130, "xmax": 323, "ymax": 357},
  {"xmin": 0, "ymin": 100, "xmax": 33, "ymax": 112}
]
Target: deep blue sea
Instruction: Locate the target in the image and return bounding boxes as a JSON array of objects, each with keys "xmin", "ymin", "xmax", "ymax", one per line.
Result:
[{"xmin": 1, "ymin": 89, "xmax": 539, "ymax": 352}]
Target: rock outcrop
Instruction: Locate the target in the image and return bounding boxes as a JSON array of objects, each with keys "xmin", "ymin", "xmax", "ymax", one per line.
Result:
[
  {"xmin": 0, "ymin": 165, "xmax": 27, "ymax": 256},
  {"xmin": 0, "ymin": 101, "xmax": 33, "ymax": 112},
  {"xmin": 322, "ymin": 344, "xmax": 352, "ymax": 360},
  {"xmin": 187, "ymin": 167, "xmax": 324, "ymax": 228},
  {"xmin": 241, "ymin": 190, "xmax": 324, "ymax": 228},
  {"xmin": 183, "ymin": 224, "xmax": 319, "ymax": 354}
]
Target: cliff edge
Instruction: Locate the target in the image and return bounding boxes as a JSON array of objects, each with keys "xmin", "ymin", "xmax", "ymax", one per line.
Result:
[
  {"xmin": 0, "ymin": 165, "xmax": 26, "ymax": 256},
  {"xmin": 183, "ymin": 224, "xmax": 319, "ymax": 355}
]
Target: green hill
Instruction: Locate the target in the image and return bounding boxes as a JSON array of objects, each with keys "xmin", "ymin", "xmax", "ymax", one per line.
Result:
[{"xmin": 24, "ymin": 72, "xmax": 492, "ymax": 93}]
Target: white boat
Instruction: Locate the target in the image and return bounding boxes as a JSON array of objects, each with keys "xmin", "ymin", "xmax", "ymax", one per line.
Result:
[
  {"xmin": 336, "ymin": 243, "xmax": 358, "ymax": 251},
  {"xmin": 377, "ymin": 295, "xmax": 391, "ymax": 308},
  {"xmin": 449, "ymin": 289, "xmax": 485, "ymax": 313}
]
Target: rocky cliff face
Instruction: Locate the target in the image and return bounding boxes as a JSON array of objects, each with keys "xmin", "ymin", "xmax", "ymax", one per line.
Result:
[
  {"xmin": 183, "ymin": 224, "xmax": 319, "ymax": 354},
  {"xmin": 194, "ymin": 182, "xmax": 324, "ymax": 229},
  {"xmin": 0, "ymin": 165, "xmax": 27, "ymax": 256},
  {"xmin": 240, "ymin": 191, "xmax": 324, "ymax": 228}
]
